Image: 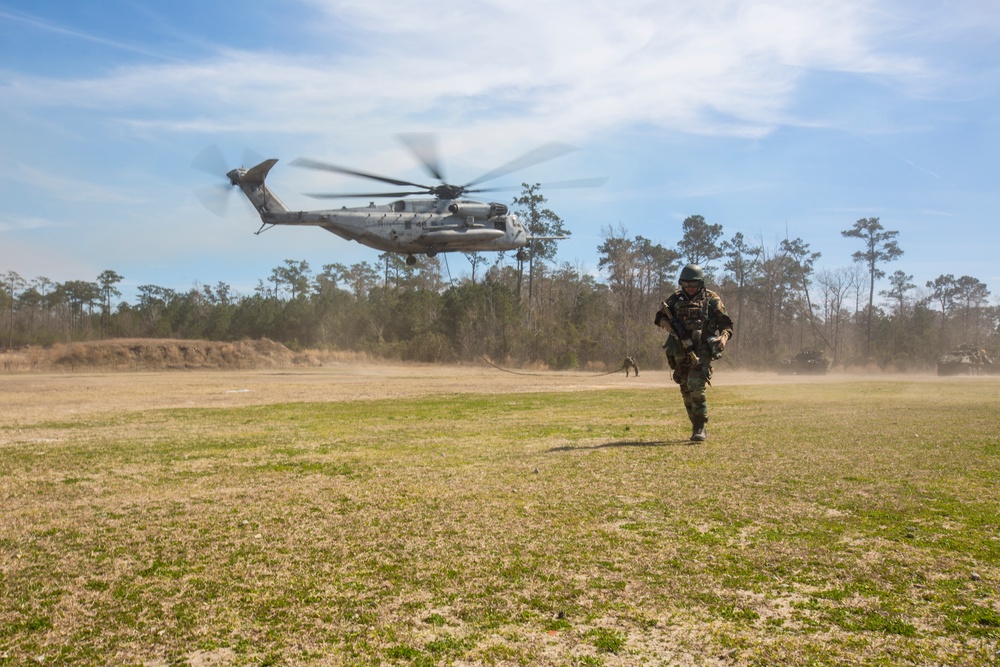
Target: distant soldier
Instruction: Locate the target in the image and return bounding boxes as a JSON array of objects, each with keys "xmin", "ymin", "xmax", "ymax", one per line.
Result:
[
  {"xmin": 624, "ymin": 356, "xmax": 640, "ymax": 377},
  {"xmin": 654, "ymin": 264, "xmax": 733, "ymax": 442},
  {"xmin": 973, "ymin": 349, "xmax": 989, "ymax": 375}
]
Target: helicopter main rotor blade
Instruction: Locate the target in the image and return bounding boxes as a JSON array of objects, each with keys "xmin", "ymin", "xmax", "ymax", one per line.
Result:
[
  {"xmin": 396, "ymin": 132, "xmax": 446, "ymax": 183},
  {"xmin": 463, "ymin": 141, "xmax": 578, "ymax": 189},
  {"xmin": 465, "ymin": 176, "xmax": 610, "ymax": 194},
  {"xmin": 304, "ymin": 190, "xmax": 429, "ymax": 199},
  {"xmin": 290, "ymin": 157, "xmax": 433, "ymax": 190}
]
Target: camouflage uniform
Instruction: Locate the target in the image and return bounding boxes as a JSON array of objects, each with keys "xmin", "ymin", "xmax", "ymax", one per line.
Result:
[
  {"xmin": 624, "ymin": 356, "xmax": 640, "ymax": 377},
  {"xmin": 655, "ymin": 269, "xmax": 733, "ymax": 441}
]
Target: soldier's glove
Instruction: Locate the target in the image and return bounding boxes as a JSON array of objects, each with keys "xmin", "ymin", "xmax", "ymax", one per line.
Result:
[
  {"xmin": 713, "ymin": 336, "xmax": 726, "ymax": 357},
  {"xmin": 708, "ymin": 331, "xmax": 730, "ymax": 360},
  {"xmin": 686, "ymin": 350, "xmax": 701, "ymax": 367},
  {"xmin": 654, "ymin": 305, "xmax": 671, "ymax": 329}
]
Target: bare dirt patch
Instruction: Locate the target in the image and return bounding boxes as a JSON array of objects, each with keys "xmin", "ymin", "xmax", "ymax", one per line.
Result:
[
  {"xmin": 2, "ymin": 338, "xmax": 942, "ymax": 425},
  {"xmin": 0, "ymin": 352, "xmax": 945, "ymax": 427}
]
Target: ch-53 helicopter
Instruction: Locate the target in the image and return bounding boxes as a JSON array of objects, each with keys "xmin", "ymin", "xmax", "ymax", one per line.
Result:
[{"xmin": 194, "ymin": 134, "xmax": 606, "ymax": 266}]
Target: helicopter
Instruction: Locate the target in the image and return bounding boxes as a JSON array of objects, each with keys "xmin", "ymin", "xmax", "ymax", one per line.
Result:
[{"xmin": 194, "ymin": 134, "xmax": 606, "ymax": 266}]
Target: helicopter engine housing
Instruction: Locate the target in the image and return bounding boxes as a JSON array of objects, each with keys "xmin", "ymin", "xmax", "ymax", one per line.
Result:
[{"xmin": 448, "ymin": 202, "xmax": 508, "ymax": 219}]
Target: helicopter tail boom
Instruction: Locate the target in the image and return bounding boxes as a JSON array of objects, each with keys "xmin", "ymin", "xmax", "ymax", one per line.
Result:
[{"xmin": 228, "ymin": 159, "xmax": 290, "ymax": 217}]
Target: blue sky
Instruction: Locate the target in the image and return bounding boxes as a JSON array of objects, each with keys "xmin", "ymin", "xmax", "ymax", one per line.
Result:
[{"xmin": 1, "ymin": 0, "xmax": 998, "ymax": 306}]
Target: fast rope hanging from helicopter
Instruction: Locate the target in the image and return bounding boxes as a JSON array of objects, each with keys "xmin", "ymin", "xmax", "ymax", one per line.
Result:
[{"xmin": 480, "ymin": 355, "xmax": 627, "ymax": 377}]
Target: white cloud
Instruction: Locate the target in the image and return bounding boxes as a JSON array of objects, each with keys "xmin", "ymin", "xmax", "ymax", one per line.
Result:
[{"xmin": 0, "ymin": 0, "xmax": 951, "ymax": 147}]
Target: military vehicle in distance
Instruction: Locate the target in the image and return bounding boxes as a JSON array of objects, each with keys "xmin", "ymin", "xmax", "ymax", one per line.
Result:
[
  {"xmin": 936, "ymin": 344, "xmax": 998, "ymax": 376},
  {"xmin": 775, "ymin": 349, "xmax": 830, "ymax": 375}
]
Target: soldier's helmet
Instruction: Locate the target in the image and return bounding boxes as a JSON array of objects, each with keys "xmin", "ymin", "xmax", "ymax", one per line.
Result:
[{"xmin": 679, "ymin": 264, "xmax": 704, "ymax": 286}]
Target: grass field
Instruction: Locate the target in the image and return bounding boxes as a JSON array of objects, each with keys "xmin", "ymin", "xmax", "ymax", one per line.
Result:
[{"xmin": 2, "ymin": 370, "xmax": 999, "ymax": 665}]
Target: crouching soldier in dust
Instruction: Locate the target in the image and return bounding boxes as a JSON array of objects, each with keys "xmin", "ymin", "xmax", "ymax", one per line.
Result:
[
  {"xmin": 654, "ymin": 264, "xmax": 733, "ymax": 442},
  {"xmin": 624, "ymin": 356, "xmax": 640, "ymax": 377}
]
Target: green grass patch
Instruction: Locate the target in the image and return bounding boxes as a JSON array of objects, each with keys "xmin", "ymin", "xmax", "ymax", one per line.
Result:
[{"xmin": 2, "ymin": 378, "xmax": 999, "ymax": 664}]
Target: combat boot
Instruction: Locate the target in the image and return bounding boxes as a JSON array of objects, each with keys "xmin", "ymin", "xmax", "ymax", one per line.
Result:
[{"xmin": 690, "ymin": 417, "xmax": 707, "ymax": 442}]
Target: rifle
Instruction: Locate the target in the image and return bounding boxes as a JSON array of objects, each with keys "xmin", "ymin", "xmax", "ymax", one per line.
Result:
[{"xmin": 655, "ymin": 301, "xmax": 701, "ymax": 367}]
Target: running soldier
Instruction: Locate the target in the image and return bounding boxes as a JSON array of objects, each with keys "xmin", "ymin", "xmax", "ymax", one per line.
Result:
[{"xmin": 654, "ymin": 264, "xmax": 733, "ymax": 442}]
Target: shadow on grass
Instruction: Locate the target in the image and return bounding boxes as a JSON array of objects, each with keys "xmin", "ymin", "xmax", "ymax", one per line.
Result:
[{"xmin": 547, "ymin": 439, "xmax": 694, "ymax": 452}]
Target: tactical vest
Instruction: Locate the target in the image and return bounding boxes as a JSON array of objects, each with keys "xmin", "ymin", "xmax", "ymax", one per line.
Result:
[{"xmin": 674, "ymin": 292, "xmax": 708, "ymax": 345}]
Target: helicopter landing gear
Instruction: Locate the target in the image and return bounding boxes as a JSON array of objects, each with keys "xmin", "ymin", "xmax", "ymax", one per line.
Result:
[
  {"xmin": 426, "ymin": 249, "xmax": 438, "ymax": 258},
  {"xmin": 516, "ymin": 248, "xmax": 528, "ymax": 262},
  {"xmin": 405, "ymin": 254, "xmax": 417, "ymax": 266}
]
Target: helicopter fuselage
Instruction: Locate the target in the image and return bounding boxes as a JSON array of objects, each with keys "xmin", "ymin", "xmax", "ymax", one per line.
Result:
[
  {"xmin": 229, "ymin": 160, "xmax": 532, "ymax": 259},
  {"xmin": 264, "ymin": 198, "xmax": 526, "ymax": 255}
]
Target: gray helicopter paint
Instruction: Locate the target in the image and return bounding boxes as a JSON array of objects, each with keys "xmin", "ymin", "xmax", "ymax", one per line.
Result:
[{"xmin": 228, "ymin": 159, "xmax": 538, "ymax": 257}]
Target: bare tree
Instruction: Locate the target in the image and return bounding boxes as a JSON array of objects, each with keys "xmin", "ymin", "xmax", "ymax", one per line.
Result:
[
  {"xmin": 816, "ymin": 268, "xmax": 853, "ymax": 366},
  {"xmin": 597, "ymin": 224, "xmax": 679, "ymax": 358}
]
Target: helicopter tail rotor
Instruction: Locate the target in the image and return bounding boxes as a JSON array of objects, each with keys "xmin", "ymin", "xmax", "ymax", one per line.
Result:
[
  {"xmin": 191, "ymin": 146, "xmax": 267, "ymax": 217},
  {"xmin": 191, "ymin": 145, "xmax": 233, "ymax": 216}
]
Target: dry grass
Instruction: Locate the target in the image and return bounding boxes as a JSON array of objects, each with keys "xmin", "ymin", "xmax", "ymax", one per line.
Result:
[
  {"xmin": 0, "ymin": 338, "xmax": 370, "ymax": 373},
  {"xmin": 1, "ymin": 366, "xmax": 999, "ymax": 666}
]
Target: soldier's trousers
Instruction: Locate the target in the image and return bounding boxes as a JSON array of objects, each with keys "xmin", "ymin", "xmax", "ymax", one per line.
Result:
[{"xmin": 669, "ymin": 357, "xmax": 713, "ymax": 421}]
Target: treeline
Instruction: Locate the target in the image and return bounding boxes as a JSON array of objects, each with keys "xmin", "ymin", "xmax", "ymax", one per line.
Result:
[{"xmin": 3, "ymin": 216, "xmax": 998, "ymax": 371}]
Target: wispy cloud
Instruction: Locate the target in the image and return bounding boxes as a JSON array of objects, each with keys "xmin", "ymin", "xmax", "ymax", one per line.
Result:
[
  {"xmin": 3, "ymin": 164, "xmax": 145, "ymax": 204},
  {"xmin": 0, "ymin": 8, "xmax": 184, "ymax": 63},
  {"xmin": 0, "ymin": 1, "xmax": 947, "ymax": 148},
  {"xmin": 0, "ymin": 214, "xmax": 61, "ymax": 233}
]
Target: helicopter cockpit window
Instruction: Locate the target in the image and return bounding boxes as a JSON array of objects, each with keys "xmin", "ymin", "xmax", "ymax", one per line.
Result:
[{"xmin": 392, "ymin": 200, "xmax": 407, "ymax": 213}]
